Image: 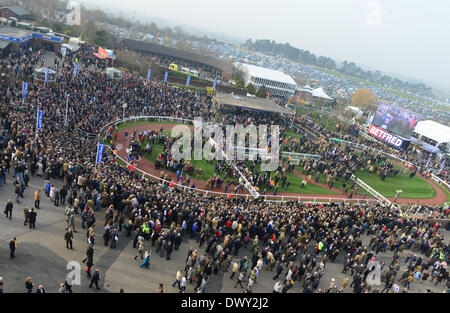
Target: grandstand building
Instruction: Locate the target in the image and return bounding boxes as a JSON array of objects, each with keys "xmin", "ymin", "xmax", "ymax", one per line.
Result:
[
  {"xmin": 411, "ymin": 120, "xmax": 450, "ymax": 155},
  {"xmin": 116, "ymin": 38, "xmax": 234, "ymax": 81},
  {"xmin": 234, "ymin": 62, "xmax": 298, "ymax": 98}
]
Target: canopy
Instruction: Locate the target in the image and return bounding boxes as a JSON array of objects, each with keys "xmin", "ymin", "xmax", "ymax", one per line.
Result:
[
  {"xmin": 93, "ymin": 52, "xmax": 106, "ymax": 59},
  {"xmin": 311, "ymin": 87, "xmax": 333, "ymax": 100},
  {"xmin": 413, "ymin": 120, "xmax": 450, "ymax": 143}
]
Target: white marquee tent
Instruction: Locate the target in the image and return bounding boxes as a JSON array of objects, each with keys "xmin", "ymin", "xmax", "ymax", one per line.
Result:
[
  {"xmin": 311, "ymin": 87, "xmax": 333, "ymax": 100},
  {"xmin": 413, "ymin": 120, "xmax": 450, "ymax": 144}
]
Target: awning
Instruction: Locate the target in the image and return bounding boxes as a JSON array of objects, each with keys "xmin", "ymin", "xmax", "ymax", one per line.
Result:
[
  {"xmin": 0, "ymin": 40, "xmax": 11, "ymax": 50},
  {"xmin": 93, "ymin": 52, "xmax": 106, "ymax": 59}
]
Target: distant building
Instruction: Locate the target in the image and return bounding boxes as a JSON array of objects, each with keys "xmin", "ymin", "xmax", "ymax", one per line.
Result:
[
  {"xmin": 65, "ymin": 2, "xmax": 81, "ymax": 26},
  {"xmin": 0, "ymin": 6, "xmax": 31, "ymax": 20},
  {"xmin": 234, "ymin": 62, "xmax": 298, "ymax": 99},
  {"xmin": 292, "ymin": 85, "xmax": 334, "ymax": 106},
  {"xmin": 117, "ymin": 38, "xmax": 234, "ymax": 81},
  {"xmin": 0, "ymin": 26, "xmax": 63, "ymax": 53}
]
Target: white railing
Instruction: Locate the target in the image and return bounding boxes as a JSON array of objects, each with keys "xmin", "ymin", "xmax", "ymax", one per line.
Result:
[
  {"xmin": 351, "ymin": 174, "xmax": 392, "ymax": 207},
  {"xmin": 287, "ymin": 105, "xmax": 450, "ymax": 191},
  {"xmin": 281, "ymin": 151, "xmax": 322, "ymax": 161},
  {"xmin": 99, "ymin": 116, "xmax": 379, "ymax": 204},
  {"xmin": 108, "ymin": 145, "xmax": 376, "ymax": 204},
  {"xmin": 208, "ymin": 137, "xmax": 260, "ymax": 199}
]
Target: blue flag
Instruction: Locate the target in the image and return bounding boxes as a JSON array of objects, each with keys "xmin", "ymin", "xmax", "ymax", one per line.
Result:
[
  {"xmin": 44, "ymin": 68, "xmax": 49, "ymax": 83},
  {"xmin": 164, "ymin": 71, "xmax": 168, "ymax": 83},
  {"xmin": 37, "ymin": 109, "xmax": 43, "ymax": 130},
  {"xmin": 96, "ymin": 143, "xmax": 105, "ymax": 164},
  {"xmin": 147, "ymin": 68, "xmax": 152, "ymax": 80},
  {"xmin": 74, "ymin": 64, "xmax": 78, "ymax": 77},
  {"xmin": 439, "ymin": 159, "xmax": 446, "ymax": 172},
  {"xmin": 186, "ymin": 75, "xmax": 191, "ymax": 87},
  {"xmin": 212, "ymin": 79, "xmax": 217, "ymax": 91},
  {"xmin": 22, "ymin": 81, "xmax": 28, "ymax": 99}
]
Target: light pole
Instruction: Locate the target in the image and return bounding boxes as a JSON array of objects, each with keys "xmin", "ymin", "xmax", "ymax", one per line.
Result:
[{"xmin": 122, "ymin": 103, "xmax": 127, "ymax": 119}]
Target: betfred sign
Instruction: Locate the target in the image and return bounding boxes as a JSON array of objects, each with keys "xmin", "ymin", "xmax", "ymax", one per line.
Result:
[{"xmin": 368, "ymin": 124, "xmax": 404, "ymax": 148}]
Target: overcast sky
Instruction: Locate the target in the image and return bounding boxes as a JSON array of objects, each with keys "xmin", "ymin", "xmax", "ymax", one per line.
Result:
[{"xmin": 82, "ymin": 0, "xmax": 450, "ymax": 90}]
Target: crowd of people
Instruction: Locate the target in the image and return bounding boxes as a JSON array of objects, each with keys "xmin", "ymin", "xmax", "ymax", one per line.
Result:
[{"xmin": 0, "ymin": 41, "xmax": 448, "ymax": 294}]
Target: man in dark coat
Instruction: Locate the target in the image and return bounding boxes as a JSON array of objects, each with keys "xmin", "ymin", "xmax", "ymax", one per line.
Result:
[
  {"xmin": 28, "ymin": 208, "xmax": 37, "ymax": 229},
  {"xmin": 89, "ymin": 269, "xmax": 100, "ymax": 290},
  {"xmin": 10, "ymin": 237, "xmax": 17, "ymax": 258},
  {"xmin": 65, "ymin": 228, "xmax": 74, "ymax": 249},
  {"xmin": 4, "ymin": 199, "xmax": 13, "ymax": 219}
]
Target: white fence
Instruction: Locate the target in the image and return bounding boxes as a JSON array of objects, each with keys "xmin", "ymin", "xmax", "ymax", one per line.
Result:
[
  {"xmin": 351, "ymin": 174, "xmax": 392, "ymax": 207},
  {"xmin": 99, "ymin": 115, "xmax": 378, "ymax": 204}
]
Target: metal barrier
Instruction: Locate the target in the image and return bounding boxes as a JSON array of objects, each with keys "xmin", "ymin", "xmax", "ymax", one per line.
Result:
[
  {"xmin": 287, "ymin": 105, "xmax": 450, "ymax": 191},
  {"xmin": 281, "ymin": 151, "xmax": 322, "ymax": 161},
  {"xmin": 99, "ymin": 116, "xmax": 379, "ymax": 204},
  {"xmin": 351, "ymin": 174, "xmax": 392, "ymax": 207}
]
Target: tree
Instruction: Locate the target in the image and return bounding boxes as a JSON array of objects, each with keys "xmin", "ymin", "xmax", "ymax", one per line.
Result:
[
  {"xmin": 235, "ymin": 78, "xmax": 245, "ymax": 89},
  {"xmin": 93, "ymin": 30, "xmax": 111, "ymax": 48},
  {"xmin": 245, "ymin": 83, "xmax": 256, "ymax": 95},
  {"xmin": 350, "ymin": 88, "xmax": 379, "ymax": 112},
  {"xmin": 256, "ymin": 85, "xmax": 267, "ymax": 98}
]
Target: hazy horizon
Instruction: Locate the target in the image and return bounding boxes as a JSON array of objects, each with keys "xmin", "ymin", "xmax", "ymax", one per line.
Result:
[{"xmin": 80, "ymin": 0, "xmax": 450, "ymax": 92}]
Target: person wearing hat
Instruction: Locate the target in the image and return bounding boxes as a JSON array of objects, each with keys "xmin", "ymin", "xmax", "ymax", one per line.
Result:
[{"xmin": 89, "ymin": 269, "xmax": 101, "ymax": 290}]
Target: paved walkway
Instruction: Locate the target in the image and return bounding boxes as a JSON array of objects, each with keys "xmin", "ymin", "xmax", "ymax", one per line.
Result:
[{"xmin": 0, "ymin": 173, "xmax": 447, "ymax": 293}]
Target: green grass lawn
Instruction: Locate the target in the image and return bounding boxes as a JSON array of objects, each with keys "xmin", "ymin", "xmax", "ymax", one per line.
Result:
[
  {"xmin": 435, "ymin": 184, "xmax": 450, "ymax": 204},
  {"xmin": 283, "ymin": 129, "xmax": 302, "ymax": 140},
  {"xmin": 118, "ymin": 122, "xmax": 439, "ymax": 199},
  {"xmin": 118, "ymin": 122, "xmax": 339, "ymax": 195},
  {"xmin": 295, "ymin": 162, "xmax": 438, "ymax": 199},
  {"xmin": 354, "ymin": 170, "xmax": 436, "ymax": 199},
  {"xmin": 117, "ymin": 120, "xmax": 190, "ymax": 131}
]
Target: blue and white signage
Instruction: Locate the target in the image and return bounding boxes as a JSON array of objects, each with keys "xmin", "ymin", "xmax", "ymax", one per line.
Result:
[
  {"xmin": 37, "ymin": 109, "xmax": 43, "ymax": 130},
  {"xmin": 186, "ymin": 75, "xmax": 191, "ymax": 87},
  {"xmin": 44, "ymin": 68, "xmax": 49, "ymax": 83},
  {"xmin": 22, "ymin": 81, "xmax": 28, "ymax": 99},
  {"xmin": 96, "ymin": 143, "xmax": 105, "ymax": 164}
]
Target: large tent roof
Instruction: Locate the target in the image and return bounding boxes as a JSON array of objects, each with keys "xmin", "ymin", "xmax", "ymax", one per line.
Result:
[
  {"xmin": 216, "ymin": 93, "xmax": 295, "ymax": 115},
  {"xmin": 311, "ymin": 87, "xmax": 333, "ymax": 100},
  {"xmin": 413, "ymin": 120, "xmax": 450, "ymax": 143},
  {"xmin": 235, "ymin": 62, "xmax": 297, "ymax": 86}
]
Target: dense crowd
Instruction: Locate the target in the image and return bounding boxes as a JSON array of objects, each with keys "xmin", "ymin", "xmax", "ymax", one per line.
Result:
[{"xmin": 0, "ymin": 43, "xmax": 448, "ymax": 294}]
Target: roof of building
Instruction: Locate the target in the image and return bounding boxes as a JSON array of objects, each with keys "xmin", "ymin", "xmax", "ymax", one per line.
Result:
[
  {"xmin": 413, "ymin": 120, "xmax": 450, "ymax": 143},
  {"xmin": 216, "ymin": 93, "xmax": 295, "ymax": 115},
  {"xmin": 311, "ymin": 87, "xmax": 333, "ymax": 100},
  {"xmin": 0, "ymin": 39, "xmax": 10, "ymax": 49},
  {"xmin": 120, "ymin": 38, "xmax": 233, "ymax": 72},
  {"xmin": 0, "ymin": 6, "xmax": 31, "ymax": 16},
  {"xmin": 0, "ymin": 25, "xmax": 33, "ymax": 38},
  {"xmin": 235, "ymin": 62, "xmax": 297, "ymax": 86}
]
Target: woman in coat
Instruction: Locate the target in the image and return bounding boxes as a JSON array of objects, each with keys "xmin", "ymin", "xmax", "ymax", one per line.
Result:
[
  {"xmin": 140, "ymin": 250, "xmax": 151, "ymax": 269},
  {"xmin": 25, "ymin": 277, "xmax": 34, "ymax": 293}
]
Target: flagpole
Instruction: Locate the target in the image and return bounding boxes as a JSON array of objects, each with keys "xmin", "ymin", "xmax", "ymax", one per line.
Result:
[
  {"xmin": 95, "ymin": 142, "xmax": 99, "ymax": 170},
  {"xmin": 64, "ymin": 93, "xmax": 69, "ymax": 127},
  {"xmin": 35, "ymin": 106, "xmax": 39, "ymax": 139}
]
